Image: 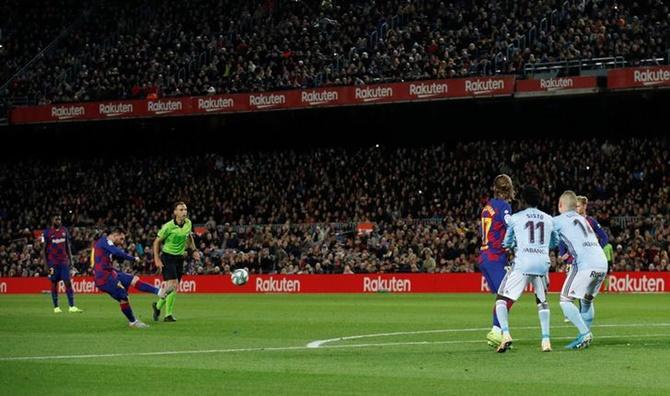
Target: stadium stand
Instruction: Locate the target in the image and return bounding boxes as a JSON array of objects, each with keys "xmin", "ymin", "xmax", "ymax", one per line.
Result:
[
  {"xmin": 1, "ymin": 0, "xmax": 668, "ymax": 105},
  {"xmin": 1, "ymin": 138, "xmax": 668, "ymax": 277}
]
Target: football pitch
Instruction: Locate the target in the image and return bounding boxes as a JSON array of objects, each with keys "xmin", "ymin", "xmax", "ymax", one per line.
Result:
[{"xmin": 1, "ymin": 293, "xmax": 669, "ymax": 395}]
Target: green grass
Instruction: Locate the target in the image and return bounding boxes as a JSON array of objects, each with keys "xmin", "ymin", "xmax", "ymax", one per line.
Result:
[{"xmin": 1, "ymin": 293, "xmax": 669, "ymax": 395}]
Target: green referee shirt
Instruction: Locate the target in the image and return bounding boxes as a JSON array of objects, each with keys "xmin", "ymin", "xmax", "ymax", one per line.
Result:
[
  {"xmin": 158, "ymin": 219, "xmax": 192, "ymax": 255},
  {"xmin": 603, "ymin": 243, "xmax": 613, "ymax": 263}
]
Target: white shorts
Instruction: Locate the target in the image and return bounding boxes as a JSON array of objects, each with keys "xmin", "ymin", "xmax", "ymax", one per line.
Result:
[
  {"xmin": 561, "ymin": 266, "xmax": 607, "ymax": 300},
  {"xmin": 498, "ymin": 269, "xmax": 548, "ymax": 302}
]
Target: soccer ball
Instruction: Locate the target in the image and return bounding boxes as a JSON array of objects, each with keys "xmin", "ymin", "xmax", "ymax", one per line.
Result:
[{"xmin": 231, "ymin": 268, "xmax": 249, "ymax": 286}]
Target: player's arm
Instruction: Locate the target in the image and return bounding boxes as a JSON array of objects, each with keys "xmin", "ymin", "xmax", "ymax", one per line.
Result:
[
  {"xmin": 42, "ymin": 229, "xmax": 49, "ymax": 272},
  {"xmin": 66, "ymin": 228, "xmax": 74, "ymax": 267},
  {"xmin": 153, "ymin": 223, "xmax": 169, "ymax": 269},
  {"xmin": 187, "ymin": 233, "xmax": 201, "ymax": 261},
  {"xmin": 549, "ymin": 230, "xmax": 560, "ymax": 249},
  {"xmin": 553, "ymin": 217, "xmax": 569, "ymax": 261},
  {"xmin": 558, "ymin": 241, "xmax": 568, "ymax": 260},
  {"xmin": 101, "ymin": 241, "xmax": 139, "ymax": 263},
  {"xmin": 589, "ymin": 218, "xmax": 609, "ymax": 247},
  {"xmin": 153, "ymin": 237, "xmax": 164, "ymax": 269},
  {"xmin": 502, "ymin": 218, "xmax": 515, "ymax": 251}
]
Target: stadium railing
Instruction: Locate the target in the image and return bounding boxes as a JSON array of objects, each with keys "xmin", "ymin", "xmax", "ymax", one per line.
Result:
[{"xmin": 523, "ymin": 57, "xmax": 627, "ymax": 78}]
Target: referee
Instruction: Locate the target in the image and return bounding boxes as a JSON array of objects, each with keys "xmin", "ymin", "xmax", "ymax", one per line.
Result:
[{"xmin": 151, "ymin": 202, "xmax": 199, "ymax": 322}]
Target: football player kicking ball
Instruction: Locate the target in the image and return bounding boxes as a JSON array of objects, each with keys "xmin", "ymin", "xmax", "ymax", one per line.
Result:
[
  {"xmin": 92, "ymin": 228, "xmax": 168, "ymax": 328},
  {"xmin": 494, "ymin": 186, "xmax": 558, "ymax": 353}
]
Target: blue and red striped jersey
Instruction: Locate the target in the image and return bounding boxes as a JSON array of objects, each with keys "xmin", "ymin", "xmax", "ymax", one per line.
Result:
[
  {"xmin": 479, "ymin": 198, "xmax": 512, "ymax": 262},
  {"xmin": 91, "ymin": 235, "xmax": 136, "ymax": 286},
  {"xmin": 43, "ymin": 227, "xmax": 70, "ymax": 265}
]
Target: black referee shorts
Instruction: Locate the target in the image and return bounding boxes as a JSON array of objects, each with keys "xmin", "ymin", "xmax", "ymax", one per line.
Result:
[{"xmin": 160, "ymin": 252, "xmax": 184, "ymax": 281}]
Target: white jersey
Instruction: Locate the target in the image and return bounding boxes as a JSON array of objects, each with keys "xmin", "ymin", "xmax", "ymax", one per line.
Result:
[
  {"xmin": 503, "ymin": 208, "xmax": 557, "ymax": 275},
  {"xmin": 553, "ymin": 210, "xmax": 607, "ymax": 271}
]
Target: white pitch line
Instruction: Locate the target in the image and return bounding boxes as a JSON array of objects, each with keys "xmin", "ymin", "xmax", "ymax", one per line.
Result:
[
  {"xmin": 0, "ymin": 345, "xmax": 309, "ymax": 362},
  {"xmin": 305, "ymin": 322, "xmax": 670, "ymax": 348},
  {"xmin": 1, "ymin": 324, "xmax": 669, "ymax": 362},
  {"xmin": 2, "ymin": 333, "xmax": 669, "ymax": 362},
  {"xmin": 320, "ymin": 333, "xmax": 670, "ymax": 350}
]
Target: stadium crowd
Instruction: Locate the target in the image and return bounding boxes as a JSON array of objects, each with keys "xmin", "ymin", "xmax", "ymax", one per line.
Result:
[
  {"xmin": 1, "ymin": 0, "xmax": 668, "ymax": 104},
  {"xmin": 0, "ymin": 137, "xmax": 668, "ymax": 277}
]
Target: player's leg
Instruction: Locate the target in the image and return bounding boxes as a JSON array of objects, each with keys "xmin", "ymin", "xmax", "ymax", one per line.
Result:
[
  {"xmin": 580, "ymin": 295, "xmax": 596, "ymax": 327},
  {"xmin": 560, "ymin": 268, "xmax": 592, "ymax": 349},
  {"xmin": 60, "ymin": 265, "xmax": 83, "ymax": 313},
  {"xmin": 153, "ymin": 281, "xmax": 176, "ymax": 321},
  {"xmin": 130, "ymin": 275, "xmax": 160, "ymax": 294},
  {"xmin": 154, "ymin": 280, "xmax": 177, "ymax": 320},
  {"xmin": 494, "ymin": 269, "xmax": 524, "ymax": 353},
  {"xmin": 532, "ymin": 276, "xmax": 551, "ymax": 352},
  {"xmin": 48, "ymin": 265, "xmax": 61, "ymax": 312},
  {"xmin": 164, "ymin": 254, "xmax": 184, "ymax": 322},
  {"xmin": 105, "ymin": 275, "xmax": 149, "ymax": 328},
  {"xmin": 580, "ymin": 271, "xmax": 606, "ymax": 330},
  {"xmin": 155, "ymin": 253, "xmax": 179, "ymax": 321},
  {"xmin": 480, "ymin": 262, "xmax": 502, "ymax": 345},
  {"xmin": 563, "ymin": 264, "xmax": 571, "ymax": 322},
  {"xmin": 482, "ymin": 258, "xmax": 513, "ymax": 346},
  {"xmin": 130, "ymin": 273, "xmax": 169, "ymax": 323}
]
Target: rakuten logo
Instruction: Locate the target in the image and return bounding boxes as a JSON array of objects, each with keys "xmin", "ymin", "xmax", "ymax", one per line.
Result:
[
  {"xmin": 249, "ymin": 94, "xmax": 286, "ymax": 109},
  {"xmin": 409, "ymin": 82, "xmax": 448, "ymax": 98},
  {"xmin": 51, "ymin": 105, "xmax": 85, "ymax": 120},
  {"xmin": 58, "ymin": 279, "xmax": 97, "ymax": 293},
  {"xmin": 465, "ymin": 79, "xmax": 505, "ymax": 94},
  {"xmin": 540, "ymin": 78, "xmax": 574, "ymax": 90},
  {"xmin": 147, "ymin": 100, "xmax": 183, "ymax": 114},
  {"xmin": 633, "ymin": 69, "xmax": 670, "ymax": 86},
  {"xmin": 198, "ymin": 97, "xmax": 234, "ymax": 112},
  {"xmin": 301, "ymin": 90, "xmax": 339, "ymax": 105},
  {"xmin": 355, "ymin": 86, "xmax": 393, "ymax": 102},
  {"xmin": 99, "ymin": 103, "xmax": 133, "ymax": 117},
  {"xmin": 256, "ymin": 277, "xmax": 301, "ymax": 292},
  {"xmin": 363, "ymin": 276, "xmax": 411, "ymax": 292},
  {"xmin": 179, "ymin": 280, "xmax": 196, "ymax": 293},
  {"xmin": 607, "ymin": 274, "xmax": 665, "ymax": 292},
  {"xmin": 151, "ymin": 279, "xmax": 196, "ymax": 293}
]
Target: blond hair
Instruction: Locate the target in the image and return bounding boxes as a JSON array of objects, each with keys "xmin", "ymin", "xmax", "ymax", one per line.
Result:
[
  {"xmin": 560, "ymin": 190, "xmax": 578, "ymax": 210},
  {"xmin": 493, "ymin": 174, "xmax": 514, "ymax": 200},
  {"xmin": 576, "ymin": 195, "xmax": 588, "ymax": 206}
]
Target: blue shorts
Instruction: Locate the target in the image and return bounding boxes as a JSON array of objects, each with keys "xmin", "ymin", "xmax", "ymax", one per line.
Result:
[
  {"xmin": 48, "ymin": 263, "xmax": 71, "ymax": 283},
  {"xmin": 479, "ymin": 256, "xmax": 508, "ymax": 294},
  {"xmin": 98, "ymin": 272, "xmax": 134, "ymax": 302}
]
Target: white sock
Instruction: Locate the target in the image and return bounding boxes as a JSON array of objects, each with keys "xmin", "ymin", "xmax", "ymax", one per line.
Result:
[
  {"xmin": 537, "ymin": 304, "xmax": 550, "ymax": 340},
  {"xmin": 495, "ymin": 300, "xmax": 510, "ymax": 336},
  {"xmin": 580, "ymin": 299, "xmax": 595, "ymax": 329},
  {"xmin": 560, "ymin": 301, "xmax": 589, "ymax": 334}
]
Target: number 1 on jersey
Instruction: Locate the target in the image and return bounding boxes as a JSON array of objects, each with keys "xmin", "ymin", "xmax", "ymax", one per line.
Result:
[{"xmin": 573, "ymin": 218, "xmax": 594, "ymax": 237}]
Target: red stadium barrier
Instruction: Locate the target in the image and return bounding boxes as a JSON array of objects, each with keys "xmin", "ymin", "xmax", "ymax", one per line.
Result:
[
  {"xmin": 607, "ymin": 66, "xmax": 670, "ymax": 89},
  {"xmin": 10, "ymin": 67, "xmax": 670, "ymax": 125},
  {"xmin": 0, "ymin": 272, "xmax": 667, "ymax": 294},
  {"xmin": 8, "ymin": 76, "xmax": 516, "ymax": 124},
  {"xmin": 515, "ymin": 76, "xmax": 599, "ymax": 96}
]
